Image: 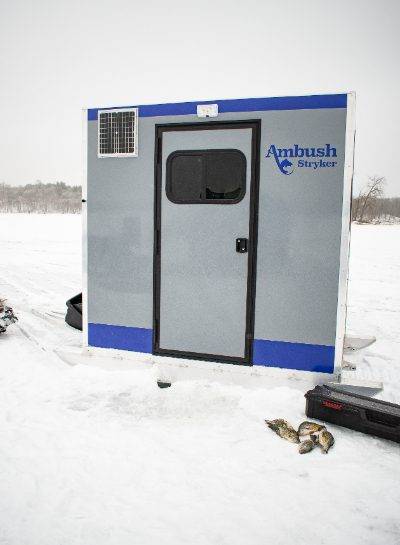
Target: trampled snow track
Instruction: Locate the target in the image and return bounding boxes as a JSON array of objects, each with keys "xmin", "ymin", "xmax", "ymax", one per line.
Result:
[
  {"xmin": 0, "ymin": 213, "xmax": 82, "ymax": 359},
  {"xmin": 16, "ymin": 310, "xmax": 69, "ymax": 352},
  {"xmin": 3, "ymin": 302, "xmax": 80, "ymax": 370},
  {"xmin": 1, "ymin": 275, "xmax": 80, "ymax": 353},
  {"xmin": 30, "ymin": 307, "xmax": 66, "ymax": 327}
]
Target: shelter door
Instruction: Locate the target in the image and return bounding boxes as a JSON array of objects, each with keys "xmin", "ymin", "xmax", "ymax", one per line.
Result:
[{"xmin": 154, "ymin": 121, "xmax": 259, "ymax": 364}]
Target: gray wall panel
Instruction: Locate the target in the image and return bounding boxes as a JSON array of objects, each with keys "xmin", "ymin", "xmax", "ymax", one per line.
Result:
[
  {"xmin": 254, "ymin": 108, "xmax": 346, "ymax": 346},
  {"xmin": 87, "ymin": 119, "xmax": 155, "ymax": 328}
]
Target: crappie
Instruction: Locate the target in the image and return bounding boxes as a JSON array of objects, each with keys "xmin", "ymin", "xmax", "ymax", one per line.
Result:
[
  {"xmin": 298, "ymin": 439, "xmax": 315, "ymax": 454},
  {"xmin": 298, "ymin": 421, "xmax": 326, "ymax": 437},
  {"xmin": 265, "ymin": 419, "xmax": 300, "ymax": 444},
  {"xmin": 312, "ymin": 430, "xmax": 335, "ymax": 453}
]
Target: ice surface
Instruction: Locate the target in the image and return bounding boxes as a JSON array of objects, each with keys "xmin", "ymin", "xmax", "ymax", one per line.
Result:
[{"xmin": 0, "ymin": 214, "xmax": 399, "ymax": 545}]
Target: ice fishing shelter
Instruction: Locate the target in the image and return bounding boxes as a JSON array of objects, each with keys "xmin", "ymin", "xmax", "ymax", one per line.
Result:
[{"xmin": 83, "ymin": 93, "xmax": 355, "ymax": 383}]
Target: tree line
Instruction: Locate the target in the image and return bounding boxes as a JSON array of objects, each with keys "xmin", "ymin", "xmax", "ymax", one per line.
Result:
[
  {"xmin": 0, "ymin": 182, "xmax": 81, "ymax": 213},
  {"xmin": 351, "ymin": 176, "xmax": 400, "ymax": 223}
]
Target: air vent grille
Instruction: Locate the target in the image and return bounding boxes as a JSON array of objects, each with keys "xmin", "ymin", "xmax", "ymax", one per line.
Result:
[{"xmin": 98, "ymin": 108, "xmax": 138, "ymax": 157}]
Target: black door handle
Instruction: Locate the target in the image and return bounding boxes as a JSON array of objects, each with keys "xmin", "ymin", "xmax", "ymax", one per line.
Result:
[{"xmin": 236, "ymin": 238, "xmax": 248, "ymax": 253}]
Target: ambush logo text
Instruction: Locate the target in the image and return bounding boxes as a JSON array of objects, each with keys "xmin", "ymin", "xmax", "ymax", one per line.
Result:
[{"xmin": 266, "ymin": 144, "xmax": 337, "ymax": 175}]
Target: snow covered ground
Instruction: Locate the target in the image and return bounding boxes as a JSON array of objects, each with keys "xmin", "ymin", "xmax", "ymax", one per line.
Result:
[{"xmin": 0, "ymin": 213, "xmax": 399, "ymax": 545}]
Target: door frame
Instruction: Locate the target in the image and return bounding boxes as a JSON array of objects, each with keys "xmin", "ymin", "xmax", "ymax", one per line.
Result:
[{"xmin": 153, "ymin": 119, "xmax": 261, "ymax": 365}]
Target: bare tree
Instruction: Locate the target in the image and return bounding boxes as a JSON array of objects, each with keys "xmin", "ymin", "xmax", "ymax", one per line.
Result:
[{"xmin": 352, "ymin": 176, "xmax": 386, "ymax": 223}]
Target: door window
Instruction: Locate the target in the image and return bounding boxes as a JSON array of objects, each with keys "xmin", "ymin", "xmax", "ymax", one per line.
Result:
[{"xmin": 166, "ymin": 149, "xmax": 246, "ymax": 204}]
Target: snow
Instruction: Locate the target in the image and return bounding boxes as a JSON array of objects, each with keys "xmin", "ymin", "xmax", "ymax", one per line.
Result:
[
  {"xmin": 345, "ymin": 224, "xmax": 400, "ymax": 403},
  {"xmin": 0, "ymin": 213, "xmax": 400, "ymax": 545}
]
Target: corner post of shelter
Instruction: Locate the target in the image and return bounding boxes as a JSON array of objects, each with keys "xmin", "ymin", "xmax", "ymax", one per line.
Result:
[
  {"xmin": 333, "ymin": 92, "xmax": 356, "ymax": 377},
  {"xmin": 82, "ymin": 108, "xmax": 89, "ymax": 349}
]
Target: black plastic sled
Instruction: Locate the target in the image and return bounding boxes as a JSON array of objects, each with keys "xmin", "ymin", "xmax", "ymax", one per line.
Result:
[
  {"xmin": 305, "ymin": 384, "xmax": 400, "ymax": 443},
  {"xmin": 65, "ymin": 293, "xmax": 82, "ymax": 331}
]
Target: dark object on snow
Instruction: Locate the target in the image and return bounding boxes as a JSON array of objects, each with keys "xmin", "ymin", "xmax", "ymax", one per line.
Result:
[
  {"xmin": 65, "ymin": 293, "xmax": 82, "ymax": 331},
  {"xmin": 305, "ymin": 385, "xmax": 400, "ymax": 444},
  {"xmin": 0, "ymin": 299, "xmax": 18, "ymax": 333},
  {"xmin": 157, "ymin": 381, "xmax": 172, "ymax": 389},
  {"xmin": 265, "ymin": 419, "xmax": 300, "ymax": 444}
]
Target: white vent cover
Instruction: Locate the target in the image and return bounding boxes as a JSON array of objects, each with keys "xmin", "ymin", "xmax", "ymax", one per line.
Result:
[{"xmin": 98, "ymin": 108, "xmax": 138, "ymax": 157}]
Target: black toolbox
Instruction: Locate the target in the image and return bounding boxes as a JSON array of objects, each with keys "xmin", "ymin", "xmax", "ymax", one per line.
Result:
[{"xmin": 305, "ymin": 385, "xmax": 400, "ymax": 443}]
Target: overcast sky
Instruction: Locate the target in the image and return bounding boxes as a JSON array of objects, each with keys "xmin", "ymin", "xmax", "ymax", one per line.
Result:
[{"xmin": 0, "ymin": 0, "xmax": 399, "ymax": 196}]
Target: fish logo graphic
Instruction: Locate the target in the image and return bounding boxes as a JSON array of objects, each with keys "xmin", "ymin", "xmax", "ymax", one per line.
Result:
[
  {"xmin": 266, "ymin": 145, "xmax": 294, "ymax": 175},
  {"xmin": 278, "ymin": 158, "xmax": 294, "ymax": 175}
]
